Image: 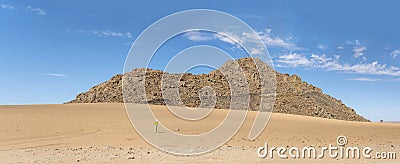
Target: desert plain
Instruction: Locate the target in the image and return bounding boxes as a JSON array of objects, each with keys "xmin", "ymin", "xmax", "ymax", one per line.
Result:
[{"xmin": 0, "ymin": 103, "xmax": 399, "ymax": 163}]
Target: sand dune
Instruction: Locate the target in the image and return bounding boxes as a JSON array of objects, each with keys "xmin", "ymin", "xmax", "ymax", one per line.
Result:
[{"xmin": 0, "ymin": 104, "xmax": 399, "ymax": 163}]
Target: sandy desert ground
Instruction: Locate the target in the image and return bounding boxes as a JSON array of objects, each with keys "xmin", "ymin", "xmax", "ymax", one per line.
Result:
[{"xmin": 0, "ymin": 103, "xmax": 399, "ymax": 163}]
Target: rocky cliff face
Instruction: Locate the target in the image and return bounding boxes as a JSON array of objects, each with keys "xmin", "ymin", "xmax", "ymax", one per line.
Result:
[{"xmin": 67, "ymin": 58, "xmax": 369, "ymax": 122}]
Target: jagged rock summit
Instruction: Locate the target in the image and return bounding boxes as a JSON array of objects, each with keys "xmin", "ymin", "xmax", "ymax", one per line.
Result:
[{"xmin": 67, "ymin": 58, "xmax": 368, "ymax": 122}]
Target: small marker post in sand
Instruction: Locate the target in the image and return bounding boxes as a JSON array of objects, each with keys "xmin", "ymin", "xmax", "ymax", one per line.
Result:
[{"xmin": 154, "ymin": 119, "xmax": 159, "ymax": 133}]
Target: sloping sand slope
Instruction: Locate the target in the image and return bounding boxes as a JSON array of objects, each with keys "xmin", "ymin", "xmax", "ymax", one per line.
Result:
[{"xmin": 0, "ymin": 104, "xmax": 398, "ymax": 163}]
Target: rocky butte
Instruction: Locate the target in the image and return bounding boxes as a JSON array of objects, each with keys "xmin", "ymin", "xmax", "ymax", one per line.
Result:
[{"xmin": 67, "ymin": 57, "xmax": 369, "ymax": 122}]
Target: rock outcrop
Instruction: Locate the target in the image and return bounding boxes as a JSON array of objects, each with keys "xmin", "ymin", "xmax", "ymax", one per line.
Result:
[{"xmin": 67, "ymin": 58, "xmax": 369, "ymax": 122}]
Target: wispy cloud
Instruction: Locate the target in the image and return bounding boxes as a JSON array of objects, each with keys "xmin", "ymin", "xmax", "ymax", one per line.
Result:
[
  {"xmin": 67, "ymin": 29, "xmax": 133, "ymax": 39},
  {"xmin": 92, "ymin": 30, "xmax": 132, "ymax": 38},
  {"xmin": 276, "ymin": 53, "xmax": 312, "ymax": 67},
  {"xmin": 235, "ymin": 28, "xmax": 305, "ymax": 51},
  {"xmin": 341, "ymin": 62, "xmax": 396, "ymax": 75},
  {"xmin": 337, "ymin": 46, "xmax": 344, "ymax": 50},
  {"xmin": 318, "ymin": 44, "xmax": 328, "ymax": 50},
  {"xmin": 184, "ymin": 28, "xmax": 305, "ymax": 55},
  {"xmin": 26, "ymin": 6, "xmax": 46, "ymax": 16},
  {"xmin": 259, "ymin": 30, "xmax": 304, "ymax": 50},
  {"xmin": 41, "ymin": 73, "xmax": 67, "ymax": 77},
  {"xmin": 345, "ymin": 41, "xmax": 353, "ymax": 45},
  {"xmin": 390, "ymin": 49, "xmax": 400, "ymax": 58},
  {"xmin": 345, "ymin": 39, "xmax": 368, "ymax": 59},
  {"xmin": 275, "ymin": 53, "xmax": 400, "ymax": 76},
  {"xmin": 184, "ymin": 31, "xmax": 215, "ymax": 41},
  {"xmin": 1, "ymin": 4, "xmax": 15, "ymax": 10},
  {"xmin": 347, "ymin": 77, "xmax": 400, "ymax": 82},
  {"xmin": 353, "ymin": 46, "xmax": 367, "ymax": 58},
  {"xmin": 102, "ymin": 31, "xmax": 123, "ymax": 37},
  {"xmin": 126, "ymin": 32, "xmax": 132, "ymax": 38},
  {"xmin": 347, "ymin": 77, "xmax": 381, "ymax": 82},
  {"xmin": 214, "ymin": 33, "xmax": 237, "ymax": 45},
  {"xmin": 244, "ymin": 14, "xmax": 263, "ymax": 19},
  {"xmin": 346, "ymin": 39, "xmax": 361, "ymax": 45}
]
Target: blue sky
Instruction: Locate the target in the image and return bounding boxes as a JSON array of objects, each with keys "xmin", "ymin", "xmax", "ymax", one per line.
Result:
[{"xmin": 1, "ymin": 0, "xmax": 399, "ymax": 121}]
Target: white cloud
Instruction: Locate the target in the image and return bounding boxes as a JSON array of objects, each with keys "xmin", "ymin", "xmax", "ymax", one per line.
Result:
[
  {"xmin": 311, "ymin": 54, "xmax": 332, "ymax": 63},
  {"xmin": 214, "ymin": 33, "xmax": 238, "ymax": 45},
  {"xmin": 276, "ymin": 53, "xmax": 312, "ymax": 67},
  {"xmin": 345, "ymin": 39, "xmax": 367, "ymax": 59},
  {"xmin": 345, "ymin": 41, "xmax": 353, "ymax": 45},
  {"xmin": 126, "ymin": 32, "xmax": 132, "ymax": 38},
  {"xmin": 76, "ymin": 30, "xmax": 86, "ymax": 33},
  {"xmin": 89, "ymin": 30, "xmax": 132, "ymax": 38},
  {"xmin": 184, "ymin": 28, "xmax": 305, "ymax": 55},
  {"xmin": 262, "ymin": 35, "xmax": 300, "ymax": 50},
  {"xmin": 256, "ymin": 29, "xmax": 305, "ymax": 50},
  {"xmin": 1, "ymin": 4, "xmax": 15, "ymax": 10},
  {"xmin": 249, "ymin": 48, "xmax": 264, "ymax": 55},
  {"xmin": 348, "ymin": 78, "xmax": 381, "ymax": 82},
  {"xmin": 333, "ymin": 55, "xmax": 341, "ymax": 60},
  {"xmin": 322, "ymin": 58, "xmax": 400, "ymax": 76},
  {"xmin": 102, "ymin": 30, "xmax": 123, "ymax": 37},
  {"xmin": 353, "ymin": 46, "xmax": 367, "ymax": 58},
  {"xmin": 244, "ymin": 14, "xmax": 263, "ymax": 19},
  {"xmin": 390, "ymin": 49, "xmax": 400, "ymax": 58},
  {"xmin": 318, "ymin": 44, "xmax": 328, "ymax": 50},
  {"xmin": 67, "ymin": 29, "xmax": 133, "ymax": 46},
  {"xmin": 347, "ymin": 77, "xmax": 400, "ymax": 82},
  {"xmin": 355, "ymin": 39, "xmax": 361, "ymax": 45},
  {"xmin": 26, "ymin": 6, "xmax": 47, "ymax": 16},
  {"xmin": 41, "ymin": 73, "xmax": 67, "ymax": 77},
  {"xmin": 337, "ymin": 46, "xmax": 344, "ymax": 50},
  {"xmin": 265, "ymin": 28, "xmax": 272, "ymax": 34},
  {"xmin": 184, "ymin": 31, "xmax": 215, "ymax": 41},
  {"xmin": 345, "ymin": 39, "xmax": 361, "ymax": 45},
  {"xmin": 275, "ymin": 53, "xmax": 400, "ymax": 76}
]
